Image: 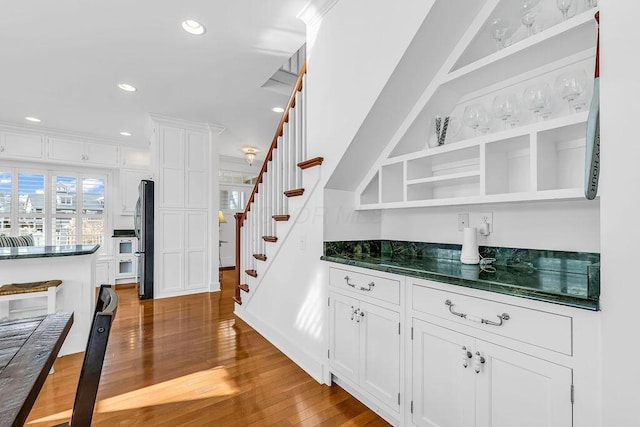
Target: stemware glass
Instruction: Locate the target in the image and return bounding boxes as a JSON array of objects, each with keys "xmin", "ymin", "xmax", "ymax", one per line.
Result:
[
  {"xmin": 554, "ymin": 70, "xmax": 588, "ymax": 112},
  {"xmin": 523, "ymin": 83, "xmax": 553, "ymax": 121},
  {"xmin": 489, "ymin": 18, "xmax": 510, "ymax": 50},
  {"xmin": 463, "ymin": 104, "xmax": 491, "ymax": 135},
  {"xmin": 492, "ymin": 94, "xmax": 519, "ymax": 129},
  {"xmin": 521, "ymin": 0, "xmax": 541, "ymax": 37},
  {"xmin": 556, "ymin": 0, "xmax": 574, "ymax": 20}
]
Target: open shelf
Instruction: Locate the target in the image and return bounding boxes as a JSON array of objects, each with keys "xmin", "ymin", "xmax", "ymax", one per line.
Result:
[
  {"xmin": 444, "ymin": 9, "xmax": 597, "ymax": 95},
  {"xmin": 406, "ymin": 146, "xmax": 480, "ymax": 181},
  {"xmin": 355, "ymin": 1, "xmax": 596, "ymax": 211},
  {"xmin": 407, "ymin": 174, "xmax": 480, "ymax": 202},
  {"xmin": 360, "ymin": 172, "xmax": 379, "ymax": 205},
  {"xmin": 537, "ymin": 121, "xmax": 586, "ymax": 191},
  {"xmin": 381, "ymin": 163, "xmax": 403, "ymax": 203},
  {"xmin": 485, "ymin": 136, "xmax": 531, "ymax": 195}
]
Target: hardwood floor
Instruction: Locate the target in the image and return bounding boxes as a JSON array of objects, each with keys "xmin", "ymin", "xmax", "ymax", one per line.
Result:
[{"xmin": 26, "ymin": 270, "xmax": 389, "ymax": 426}]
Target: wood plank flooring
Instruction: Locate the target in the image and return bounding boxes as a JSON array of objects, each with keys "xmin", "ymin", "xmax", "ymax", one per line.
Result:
[{"xmin": 26, "ymin": 270, "xmax": 389, "ymax": 426}]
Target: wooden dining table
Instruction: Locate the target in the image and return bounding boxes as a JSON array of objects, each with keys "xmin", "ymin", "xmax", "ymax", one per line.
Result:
[{"xmin": 0, "ymin": 312, "xmax": 73, "ymax": 427}]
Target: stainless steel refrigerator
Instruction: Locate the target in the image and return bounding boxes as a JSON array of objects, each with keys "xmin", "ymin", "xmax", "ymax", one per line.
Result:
[{"xmin": 134, "ymin": 179, "xmax": 154, "ymax": 299}]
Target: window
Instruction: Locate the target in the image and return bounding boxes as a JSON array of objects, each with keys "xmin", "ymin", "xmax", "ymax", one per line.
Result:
[{"xmin": 0, "ymin": 166, "xmax": 107, "ymax": 248}]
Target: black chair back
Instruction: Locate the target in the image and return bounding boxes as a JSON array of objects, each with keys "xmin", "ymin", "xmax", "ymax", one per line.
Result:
[{"xmin": 62, "ymin": 285, "xmax": 118, "ymax": 426}]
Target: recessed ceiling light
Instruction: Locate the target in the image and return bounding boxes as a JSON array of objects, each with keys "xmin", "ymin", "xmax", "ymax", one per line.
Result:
[
  {"xmin": 25, "ymin": 116, "xmax": 41, "ymax": 123},
  {"xmin": 272, "ymin": 107, "xmax": 285, "ymax": 113},
  {"xmin": 181, "ymin": 20, "xmax": 206, "ymax": 35},
  {"xmin": 117, "ymin": 83, "xmax": 137, "ymax": 92},
  {"xmin": 120, "ymin": 131, "xmax": 132, "ymax": 136}
]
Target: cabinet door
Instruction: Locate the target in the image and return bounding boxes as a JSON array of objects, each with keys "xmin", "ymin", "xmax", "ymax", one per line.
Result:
[
  {"xmin": 120, "ymin": 169, "xmax": 151, "ymax": 214},
  {"xmin": 475, "ymin": 341, "xmax": 573, "ymax": 427},
  {"xmin": 95, "ymin": 260, "xmax": 111, "ymax": 286},
  {"xmin": 185, "ymin": 130, "xmax": 208, "ymax": 209},
  {"xmin": 158, "ymin": 126, "xmax": 184, "ymax": 208},
  {"xmin": 157, "ymin": 211, "xmax": 184, "ymax": 294},
  {"xmin": 85, "ymin": 142, "xmax": 119, "ymax": 166},
  {"xmin": 329, "ymin": 292, "xmax": 360, "ymax": 383},
  {"xmin": 185, "ymin": 211, "xmax": 208, "ymax": 290},
  {"xmin": 359, "ymin": 300, "xmax": 400, "ymax": 411},
  {"xmin": 48, "ymin": 137, "xmax": 85, "ymax": 163},
  {"xmin": 1, "ymin": 132, "xmax": 43, "ymax": 160},
  {"xmin": 412, "ymin": 319, "xmax": 475, "ymax": 427}
]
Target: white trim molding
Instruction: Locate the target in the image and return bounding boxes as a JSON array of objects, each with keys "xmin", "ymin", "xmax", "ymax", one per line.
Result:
[{"xmin": 297, "ymin": 0, "xmax": 341, "ymax": 27}]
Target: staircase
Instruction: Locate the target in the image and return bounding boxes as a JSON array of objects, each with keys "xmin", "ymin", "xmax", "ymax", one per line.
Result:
[{"xmin": 234, "ymin": 62, "xmax": 323, "ymax": 305}]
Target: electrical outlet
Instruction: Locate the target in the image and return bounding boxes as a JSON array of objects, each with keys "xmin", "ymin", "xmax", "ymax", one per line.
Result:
[
  {"xmin": 479, "ymin": 212, "xmax": 493, "ymax": 234},
  {"xmin": 458, "ymin": 213, "xmax": 469, "ymax": 231}
]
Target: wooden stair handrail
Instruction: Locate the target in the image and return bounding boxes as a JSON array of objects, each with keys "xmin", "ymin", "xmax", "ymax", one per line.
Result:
[{"xmin": 242, "ymin": 61, "xmax": 307, "ymax": 220}]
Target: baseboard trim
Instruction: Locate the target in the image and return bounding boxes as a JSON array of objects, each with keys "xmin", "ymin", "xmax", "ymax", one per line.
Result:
[{"xmin": 234, "ymin": 306, "xmax": 326, "ymax": 384}]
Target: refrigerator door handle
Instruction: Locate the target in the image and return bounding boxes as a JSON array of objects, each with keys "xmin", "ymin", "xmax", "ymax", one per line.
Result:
[{"xmin": 134, "ymin": 251, "xmax": 143, "ymax": 257}]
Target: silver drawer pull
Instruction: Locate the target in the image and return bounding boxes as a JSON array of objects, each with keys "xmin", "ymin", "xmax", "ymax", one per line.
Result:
[
  {"xmin": 445, "ymin": 299, "xmax": 510, "ymax": 327},
  {"xmin": 344, "ymin": 276, "xmax": 375, "ymax": 292}
]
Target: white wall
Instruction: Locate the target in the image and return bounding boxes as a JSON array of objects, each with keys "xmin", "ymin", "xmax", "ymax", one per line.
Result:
[
  {"xmin": 324, "ymin": 189, "xmax": 381, "ymax": 242},
  {"xmin": 600, "ymin": 2, "xmax": 640, "ymax": 425},
  {"xmin": 381, "ymin": 199, "xmax": 600, "ymax": 252}
]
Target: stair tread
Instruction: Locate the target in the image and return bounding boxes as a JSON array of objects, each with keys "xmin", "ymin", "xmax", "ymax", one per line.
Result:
[
  {"xmin": 297, "ymin": 157, "xmax": 324, "ymax": 170},
  {"xmin": 233, "ymin": 297, "xmax": 243, "ymax": 305},
  {"xmin": 253, "ymin": 254, "xmax": 267, "ymax": 261},
  {"xmin": 245, "ymin": 269, "xmax": 258, "ymax": 278},
  {"xmin": 239, "ymin": 284, "xmax": 249, "ymax": 293},
  {"xmin": 284, "ymin": 188, "xmax": 304, "ymax": 197},
  {"xmin": 272, "ymin": 215, "xmax": 290, "ymax": 221},
  {"xmin": 263, "ymin": 236, "xmax": 278, "ymax": 243}
]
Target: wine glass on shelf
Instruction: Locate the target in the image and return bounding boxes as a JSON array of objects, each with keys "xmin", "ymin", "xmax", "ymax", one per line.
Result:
[
  {"xmin": 489, "ymin": 18, "xmax": 510, "ymax": 51},
  {"xmin": 463, "ymin": 104, "xmax": 491, "ymax": 135},
  {"xmin": 492, "ymin": 94, "xmax": 519, "ymax": 129},
  {"xmin": 521, "ymin": 0, "xmax": 541, "ymax": 37},
  {"xmin": 506, "ymin": 101, "xmax": 522, "ymax": 129},
  {"xmin": 554, "ymin": 69, "xmax": 588, "ymax": 112},
  {"xmin": 523, "ymin": 83, "xmax": 553, "ymax": 121},
  {"xmin": 556, "ymin": 0, "xmax": 574, "ymax": 20}
]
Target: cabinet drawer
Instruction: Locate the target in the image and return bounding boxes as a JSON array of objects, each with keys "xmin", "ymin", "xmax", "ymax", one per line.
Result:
[
  {"xmin": 412, "ymin": 284, "xmax": 572, "ymax": 355},
  {"xmin": 330, "ymin": 267, "xmax": 399, "ymax": 305}
]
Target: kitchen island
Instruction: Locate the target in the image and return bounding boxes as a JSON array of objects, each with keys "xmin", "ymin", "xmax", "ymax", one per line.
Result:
[{"xmin": 0, "ymin": 245, "xmax": 99, "ymax": 355}]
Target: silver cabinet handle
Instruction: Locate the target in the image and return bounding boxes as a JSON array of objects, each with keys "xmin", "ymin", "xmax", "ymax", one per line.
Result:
[
  {"xmin": 344, "ymin": 276, "xmax": 375, "ymax": 292},
  {"xmin": 356, "ymin": 310, "xmax": 365, "ymax": 323},
  {"xmin": 473, "ymin": 351, "xmax": 486, "ymax": 374},
  {"xmin": 350, "ymin": 306, "xmax": 356, "ymax": 321},
  {"xmin": 445, "ymin": 299, "xmax": 510, "ymax": 327},
  {"xmin": 461, "ymin": 346, "xmax": 472, "ymax": 368}
]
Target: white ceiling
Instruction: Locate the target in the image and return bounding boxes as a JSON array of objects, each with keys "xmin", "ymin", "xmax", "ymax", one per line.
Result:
[{"xmin": 0, "ymin": 0, "xmax": 307, "ymax": 160}]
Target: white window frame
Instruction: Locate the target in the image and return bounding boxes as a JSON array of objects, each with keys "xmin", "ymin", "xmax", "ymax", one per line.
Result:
[{"xmin": 0, "ymin": 164, "xmax": 108, "ymax": 252}]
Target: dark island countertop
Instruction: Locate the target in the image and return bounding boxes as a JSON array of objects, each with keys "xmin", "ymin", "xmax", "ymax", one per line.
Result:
[
  {"xmin": 0, "ymin": 245, "xmax": 100, "ymax": 261},
  {"xmin": 322, "ymin": 240, "xmax": 600, "ymax": 311}
]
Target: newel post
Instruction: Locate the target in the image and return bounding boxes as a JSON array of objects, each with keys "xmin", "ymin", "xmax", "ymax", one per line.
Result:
[{"xmin": 234, "ymin": 212, "xmax": 244, "ymax": 304}]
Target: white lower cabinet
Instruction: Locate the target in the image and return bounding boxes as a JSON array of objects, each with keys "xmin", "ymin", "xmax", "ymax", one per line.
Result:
[
  {"xmin": 329, "ymin": 290, "xmax": 401, "ymax": 416},
  {"xmin": 156, "ymin": 210, "xmax": 209, "ymax": 297},
  {"xmin": 411, "ymin": 319, "xmax": 572, "ymax": 427},
  {"xmin": 327, "ymin": 268, "xmax": 598, "ymax": 427}
]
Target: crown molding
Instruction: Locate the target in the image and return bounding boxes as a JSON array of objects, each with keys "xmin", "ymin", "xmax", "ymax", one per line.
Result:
[
  {"xmin": 0, "ymin": 120, "xmax": 128, "ymax": 147},
  {"xmin": 147, "ymin": 113, "xmax": 226, "ymax": 134},
  {"xmin": 297, "ymin": 0, "xmax": 341, "ymax": 27}
]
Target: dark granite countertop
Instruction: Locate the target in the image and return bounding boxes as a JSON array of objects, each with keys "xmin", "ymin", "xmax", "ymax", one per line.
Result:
[
  {"xmin": 322, "ymin": 240, "xmax": 600, "ymax": 311},
  {"xmin": 0, "ymin": 245, "xmax": 100, "ymax": 261}
]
